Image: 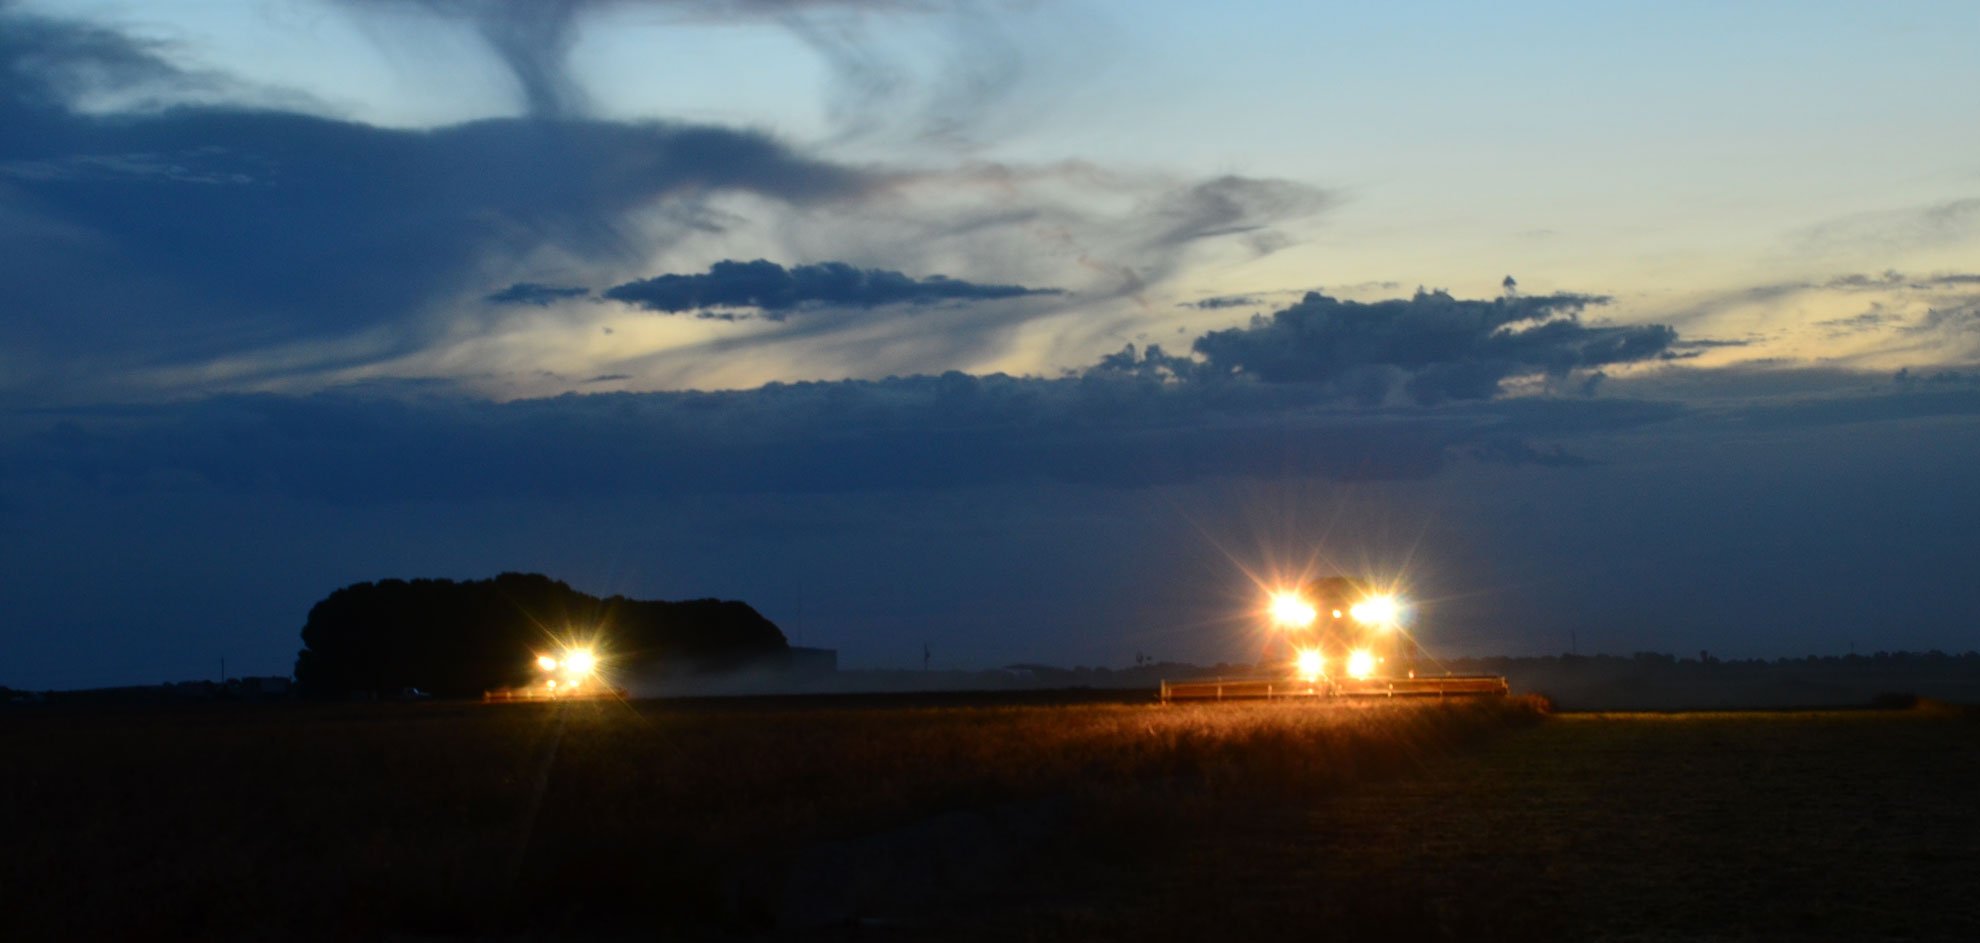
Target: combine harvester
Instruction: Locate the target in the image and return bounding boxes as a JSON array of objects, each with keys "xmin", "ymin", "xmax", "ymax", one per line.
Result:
[
  {"xmin": 1161, "ymin": 577, "xmax": 1507, "ymax": 702},
  {"xmin": 483, "ymin": 644, "xmax": 627, "ymax": 702}
]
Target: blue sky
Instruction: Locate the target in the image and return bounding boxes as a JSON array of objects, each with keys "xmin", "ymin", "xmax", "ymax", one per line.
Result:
[{"xmin": 3, "ymin": 0, "xmax": 1979, "ymax": 688}]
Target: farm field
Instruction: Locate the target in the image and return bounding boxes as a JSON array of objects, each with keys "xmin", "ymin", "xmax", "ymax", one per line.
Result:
[
  {"xmin": 982, "ymin": 705, "xmax": 1980, "ymax": 941},
  {"xmin": 5, "ymin": 694, "xmax": 1971, "ymax": 940},
  {"xmin": 0, "ymin": 692, "xmax": 1542, "ymax": 939}
]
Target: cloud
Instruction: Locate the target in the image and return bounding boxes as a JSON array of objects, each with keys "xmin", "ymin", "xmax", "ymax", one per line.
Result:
[
  {"xmin": 1145, "ymin": 176, "xmax": 1328, "ymax": 250},
  {"xmin": 889, "ymin": 162, "xmax": 1330, "ymax": 309},
  {"xmin": 1, "ymin": 285, "xmax": 1716, "ymax": 504},
  {"xmin": 1180, "ymin": 289, "xmax": 1674, "ymax": 404},
  {"xmin": 337, "ymin": 0, "xmax": 1071, "ymax": 146},
  {"xmin": 1653, "ymin": 268, "xmax": 1980, "ymax": 338},
  {"xmin": 340, "ymin": 0, "xmax": 598, "ymax": 117},
  {"xmin": 1797, "ymin": 198, "xmax": 1980, "ymax": 255},
  {"xmin": 1823, "ymin": 270, "xmax": 1980, "ymax": 292},
  {"xmin": 1454, "ymin": 438, "xmax": 1593, "ymax": 468},
  {"xmin": 1902, "ymin": 298, "xmax": 1980, "ymax": 339},
  {"xmin": 775, "ymin": 0, "xmax": 1034, "ymax": 146},
  {"xmin": 485, "ymin": 282, "xmax": 591, "ymax": 306},
  {"xmin": 600, "ymin": 259, "xmax": 1062, "ymax": 318},
  {"xmin": 8, "ymin": 369, "xmax": 1678, "ymax": 505},
  {"xmin": 1814, "ymin": 304, "xmax": 1903, "ymax": 339},
  {"xmin": 0, "ymin": 3, "xmax": 221, "ymax": 110},
  {"xmin": 1893, "ymin": 367, "xmax": 1980, "ymax": 389},
  {"xmin": 0, "ymin": 6, "xmax": 880, "ymax": 399},
  {"xmin": 39, "ymin": 332, "xmax": 1977, "ymax": 514},
  {"xmin": 1, "ymin": 8, "xmax": 1338, "ymax": 403},
  {"xmin": 1181, "ymin": 295, "xmax": 1262, "ymax": 310},
  {"xmin": 1667, "ymin": 338, "xmax": 1757, "ymax": 350}
]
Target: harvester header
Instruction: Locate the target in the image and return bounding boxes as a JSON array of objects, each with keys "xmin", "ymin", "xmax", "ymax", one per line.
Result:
[{"xmin": 1162, "ymin": 576, "xmax": 1507, "ymax": 701}]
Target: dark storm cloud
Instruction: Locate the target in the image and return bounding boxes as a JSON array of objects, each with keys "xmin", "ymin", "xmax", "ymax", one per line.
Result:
[
  {"xmin": 1722, "ymin": 383, "xmax": 1980, "ymax": 432},
  {"xmin": 44, "ymin": 337, "xmax": 1979, "ymax": 513},
  {"xmin": 485, "ymin": 282, "xmax": 591, "ymax": 306},
  {"xmin": 601, "ymin": 259, "xmax": 1061, "ymax": 318},
  {"xmin": 1181, "ymin": 290, "xmax": 1675, "ymax": 405},
  {"xmin": 0, "ymin": 2, "xmax": 218, "ymax": 109},
  {"xmin": 8, "ymin": 369, "xmax": 1680, "ymax": 505},
  {"xmin": 0, "ymin": 6, "xmax": 876, "ymax": 389},
  {"xmin": 1894, "ymin": 367, "xmax": 1980, "ymax": 388},
  {"xmin": 4, "ymin": 285, "xmax": 1704, "ymax": 502},
  {"xmin": 1453, "ymin": 438, "xmax": 1592, "ymax": 468}
]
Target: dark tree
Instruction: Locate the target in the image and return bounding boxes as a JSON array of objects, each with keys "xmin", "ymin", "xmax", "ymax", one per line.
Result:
[{"xmin": 292, "ymin": 572, "xmax": 787, "ymax": 697}]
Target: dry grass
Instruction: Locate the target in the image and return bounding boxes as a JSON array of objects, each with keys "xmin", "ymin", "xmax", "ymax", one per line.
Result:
[
  {"xmin": 984, "ymin": 705, "xmax": 1980, "ymax": 942},
  {"xmin": 0, "ymin": 694, "xmax": 1544, "ymax": 939}
]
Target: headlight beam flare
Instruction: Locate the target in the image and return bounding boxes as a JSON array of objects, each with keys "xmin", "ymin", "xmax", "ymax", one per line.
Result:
[
  {"xmin": 488, "ymin": 640, "xmax": 626, "ymax": 702},
  {"xmin": 1157, "ymin": 576, "xmax": 1510, "ymax": 701},
  {"xmin": 1269, "ymin": 592, "xmax": 1318, "ymax": 629}
]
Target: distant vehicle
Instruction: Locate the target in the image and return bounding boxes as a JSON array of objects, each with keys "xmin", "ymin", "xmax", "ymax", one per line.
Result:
[
  {"xmin": 482, "ymin": 645, "xmax": 626, "ymax": 702},
  {"xmin": 393, "ymin": 687, "xmax": 432, "ymax": 700},
  {"xmin": 1162, "ymin": 576, "xmax": 1508, "ymax": 701}
]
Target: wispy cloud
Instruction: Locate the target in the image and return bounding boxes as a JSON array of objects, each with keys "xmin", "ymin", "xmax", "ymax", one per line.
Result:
[
  {"xmin": 1796, "ymin": 198, "xmax": 1980, "ymax": 255},
  {"xmin": 336, "ymin": 0, "xmax": 1081, "ymax": 147},
  {"xmin": 0, "ymin": 5, "xmax": 1331, "ymax": 403}
]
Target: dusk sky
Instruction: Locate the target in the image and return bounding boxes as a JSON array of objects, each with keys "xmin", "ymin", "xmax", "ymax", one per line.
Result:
[{"xmin": 5, "ymin": 0, "xmax": 1979, "ymax": 690}]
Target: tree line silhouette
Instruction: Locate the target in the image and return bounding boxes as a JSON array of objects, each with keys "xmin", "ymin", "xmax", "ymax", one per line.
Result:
[{"xmin": 293, "ymin": 572, "xmax": 787, "ymax": 697}]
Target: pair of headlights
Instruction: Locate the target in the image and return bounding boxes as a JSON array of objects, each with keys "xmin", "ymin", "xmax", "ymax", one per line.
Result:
[
  {"xmin": 534, "ymin": 647, "xmax": 598, "ymax": 676},
  {"xmin": 1269, "ymin": 592, "xmax": 1401, "ymax": 629}
]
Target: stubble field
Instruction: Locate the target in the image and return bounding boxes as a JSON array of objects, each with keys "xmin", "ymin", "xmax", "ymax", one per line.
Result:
[
  {"xmin": 3, "ymin": 694, "xmax": 1972, "ymax": 940},
  {"xmin": 986, "ymin": 705, "xmax": 1980, "ymax": 941}
]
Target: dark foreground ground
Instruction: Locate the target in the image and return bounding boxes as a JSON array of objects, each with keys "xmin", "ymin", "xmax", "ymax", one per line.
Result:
[
  {"xmin": 980, "ymin": 705, "xmax": 1980, "ymax": 941},
  {"xmin": 3, "ymin": 693, "xmax": 1974, "ymax": 940}
]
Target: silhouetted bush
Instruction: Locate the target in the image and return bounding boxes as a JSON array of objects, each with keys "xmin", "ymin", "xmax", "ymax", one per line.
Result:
[{"xmin": 292, "ymin": 572, "xmax": 785, "ymax": 697}]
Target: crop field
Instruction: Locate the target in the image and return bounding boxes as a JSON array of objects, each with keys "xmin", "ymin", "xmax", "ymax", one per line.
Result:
[
  {"xmin": 981, "ymin": 704, "xmax": 1980, "ymax": 941},
  {"xmin": 0, "ymin": 693, "xmax": 1541, "ymax": 939},
  {"xmin": 4, "ymin": 695, "xmax": 1971, "ymax": 941}
]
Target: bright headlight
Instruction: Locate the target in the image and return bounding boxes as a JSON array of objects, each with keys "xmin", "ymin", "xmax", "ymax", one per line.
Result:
[
  {"xmin": 1346, "ymin": 649, "xmax": 1378, "ymax": 680},
  {"xmin": 1269, "ymin": 592, "xmax": 1318, "ymax": 629},
  {"xmin": 1294, "ymin": 648, "xmax": 1325, "ymax": 683},
  {"xmin": 536, "ymin": 654, "xmax": 559, "ymax": 672},
  {"xmin": 1349, "ymin": 594, "xmax": 1400, "ymax": 627},
  {"xmin": 564, "ymin": 648, "xmax": 598, "ymax": 676}
]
